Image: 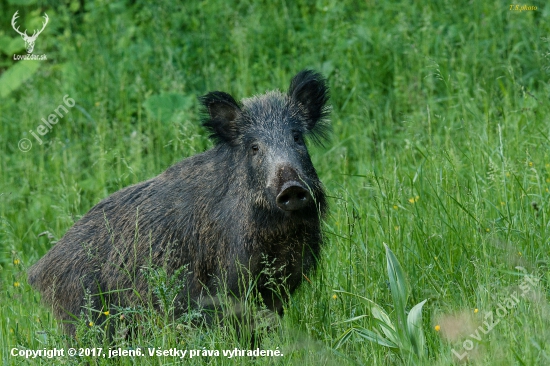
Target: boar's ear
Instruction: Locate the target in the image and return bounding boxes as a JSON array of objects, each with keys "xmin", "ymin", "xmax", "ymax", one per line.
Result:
[
  {"xmin": 288, "ymin": 70, "xmax": 331, "ymax": 145},
  {"xmin": 200, "ymin": 91, "xmax": 242, "ymax": 145}
]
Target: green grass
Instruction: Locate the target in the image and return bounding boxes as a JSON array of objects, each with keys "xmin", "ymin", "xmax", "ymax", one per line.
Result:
[{"xmin": 1, "ymin": 0, "xmax": 550, "ymax": 364}]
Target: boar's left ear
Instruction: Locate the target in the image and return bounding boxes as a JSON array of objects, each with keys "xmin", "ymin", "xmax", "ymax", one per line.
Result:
[
  {"xmin": 288, "ymin": 69, "xmax": 331, "ymax": 144},
  {"xmin": 200, "ymin": 91, "xmax": 242, "ymax": 145}
]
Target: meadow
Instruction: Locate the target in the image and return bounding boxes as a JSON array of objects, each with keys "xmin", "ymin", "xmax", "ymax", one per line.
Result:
[{"xmin": 1, "ymin": 0, "xmax": 549, "ymax": 364}]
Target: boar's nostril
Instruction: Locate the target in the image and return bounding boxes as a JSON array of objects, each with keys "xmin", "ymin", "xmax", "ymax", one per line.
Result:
[{"xmin": 276, "ymin": 181, "xmax": 311, "ymax": 211}]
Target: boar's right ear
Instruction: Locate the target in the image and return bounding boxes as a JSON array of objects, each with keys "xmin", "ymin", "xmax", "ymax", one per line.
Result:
[
  {"xmin": 288, "ymin": 70, "xmax": 331, "ymax": 145},
  {"xmin": 200, "ymin": 91, "xmax": 242, "ymax": 145}
]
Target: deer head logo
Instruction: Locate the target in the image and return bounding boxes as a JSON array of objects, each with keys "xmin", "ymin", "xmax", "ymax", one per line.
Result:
[{"xmin": 11, "ymin": 11, "xmax": 49, "ymax": 54}]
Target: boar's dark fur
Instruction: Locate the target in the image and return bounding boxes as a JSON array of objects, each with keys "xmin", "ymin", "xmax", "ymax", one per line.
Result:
[{"xmin": 28, "ymin": 70, "xmax": 330, "ymax": 335}]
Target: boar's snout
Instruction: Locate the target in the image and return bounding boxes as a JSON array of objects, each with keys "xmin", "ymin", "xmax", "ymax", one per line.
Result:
[
  {"xmin": 272, "ymin": 164, "xmax": 312, "ymax": 212},
  {"xmin": 276, "ymin": 181, "xmax": 310, "ymax": 211}
]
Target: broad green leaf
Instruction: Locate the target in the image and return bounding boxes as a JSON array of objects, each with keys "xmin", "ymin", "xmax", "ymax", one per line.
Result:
[
  {"xmin": 353, "ymin": 327, "xmax": 398, "ymax": 348},
  {"xmin": 0, "ymin": 36, "xmax": 24, "ymax": 55},
  {"xmin": 384, "ymin": 243, "xmax": 409, "ymax": 332},
  {"xmin": 332, "ymin": 314, "xmax": 369, "ymax": 325},
  {"xmin": 407, "ymin": 299, "xmax": 427, "ymax": 358},
  {"xmin": 371, "ymin": 306, "xmax": 399, "ymax": 345},
  {"xmin": 333, "ymin": 290, "xmax": 401, "ymax": 347},
  {"xmin": 0, "ymin": 61, "xmax": 41, "ymax": 98},
  {"xmin": 370, "ymin": 302, "xmax": 394, "ymax": 328}
]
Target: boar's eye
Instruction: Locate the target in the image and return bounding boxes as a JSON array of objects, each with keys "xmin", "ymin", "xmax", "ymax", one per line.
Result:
[
  {"xmin": 293, "ymin": 132, "xmax": 303, "ymax": 145},
  {"xmin": 251, "ymin": 144, "xmax": 259, "ymax": 155}
]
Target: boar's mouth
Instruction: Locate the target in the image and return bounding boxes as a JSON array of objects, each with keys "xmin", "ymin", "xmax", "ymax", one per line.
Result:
[{"xmin": 275, "ymin": 180, "xmax": 312, "ymax": 212}]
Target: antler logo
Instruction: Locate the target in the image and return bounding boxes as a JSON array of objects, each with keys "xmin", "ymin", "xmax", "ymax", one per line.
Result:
[{"xmin": 11, "ymin": 11, "xmax": 49, "ymax": 54}]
